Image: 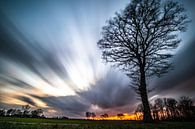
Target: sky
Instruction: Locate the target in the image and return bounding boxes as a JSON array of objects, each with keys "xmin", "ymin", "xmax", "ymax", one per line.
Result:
[{"xmin": 0, "ymin": 0, "xmax": 195, "ymax": 118}]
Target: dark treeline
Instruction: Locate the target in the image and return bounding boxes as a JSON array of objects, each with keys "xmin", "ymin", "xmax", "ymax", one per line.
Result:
[
  {"xmin": 135, "ymin": 96, "xmax": 195, "ymax": 121},
  {"xmin": 0, "ymin": 105, "xmax": 45, "ymax": 118},
  {"xmin": 86, "ymin": 112, "xmax": 96, "ymax": 119}
]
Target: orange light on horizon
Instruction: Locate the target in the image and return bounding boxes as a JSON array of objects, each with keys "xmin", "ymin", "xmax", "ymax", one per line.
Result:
[{"xmin": 88, "ymin": 113, "xmax": 143, "ymax": 120}]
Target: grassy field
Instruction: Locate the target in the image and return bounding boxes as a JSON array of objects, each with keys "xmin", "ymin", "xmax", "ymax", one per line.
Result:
[{"xmin": 0, "ymin": 117, "xmax": 195, "ymax": 129}]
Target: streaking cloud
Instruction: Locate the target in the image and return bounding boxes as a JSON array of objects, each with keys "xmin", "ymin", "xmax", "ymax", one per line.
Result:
[
  {"xmin": 0, "ymin": 0, "xmax": 195, "ymax": 118},
  {"xmin": 0, "ymin": 0, "xmax": 131, "ymax": 117}
]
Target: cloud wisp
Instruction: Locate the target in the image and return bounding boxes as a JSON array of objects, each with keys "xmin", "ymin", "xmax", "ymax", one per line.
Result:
[{"xmin": 0, "ymin": 0, "xmax": 195, "ymax": 118}]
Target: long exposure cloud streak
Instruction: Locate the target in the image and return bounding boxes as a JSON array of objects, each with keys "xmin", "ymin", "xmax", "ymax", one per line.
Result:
[{"xmin": 0, "ymin": 0, "xmax": 195, "ymax": 117}]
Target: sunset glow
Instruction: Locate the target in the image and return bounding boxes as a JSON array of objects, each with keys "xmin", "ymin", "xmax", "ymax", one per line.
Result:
[
  {"xmin": 90, "ymin": 113, "xmax": 142, "ymax": 120},
  {"xmin": 0, "ymin": 0, "xmax": 195, "ymax": 119}
]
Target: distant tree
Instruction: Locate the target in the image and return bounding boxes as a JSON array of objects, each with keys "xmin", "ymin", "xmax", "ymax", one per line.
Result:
[
  {"xmin": 6, "ymin": 109, "xmax": 12, "ymax": 116},
  {"xmin": 13, "ymin": 109, "xmax": 22, "ymax": 117},
  {"xmin": 151, "ymin": 103, "xmax": 159, "ymax": 120},
  {"xmin": 178, "ymin": 96, "xmax": 193, "ymax": 118},
  {"xmin": 117, "ymin": 113, "xmax": 125, "ymax": 120},
  {"xmin": 135, "ymin": 104, "xmax": 144, "ymax": 120},
  {"xmin": 40, "ymin": 114, "xmax": 45, "ymax": 118},
  {"xmin": 31, "ymin": 109, "xmax": 43, "ymax": 118},
  {"xmin": 136, "ymin": 96, "xmax": 195, "ymax": 121},
  {"xmin": 61, "ymin": 116, "xmax": 69, "ymax": 119},
  {"xmin": 97, "ymin": 0, "xmax": 189, "ymax": 122},
  {"xmin": 191, "ymin": 106, "xmax": 195, "ymax": 117},
  {"xmin": 91, "ymin": 112, "xmax": 96, "ymax": 119},
  {"xmin": 22, "ymin": 105, "xmax": 31, "ymax": 110},
  {"xmin": 0, "ymin": 109, "xmax": 6, "ymax": 116},
  {"xmin": 100, "ymin": 113, "xmax": 109, "ymax": 119},
  {"xmin": 167, "ymin": 98, "xmax": 178, "ymax": 118},
  {"xmin": 6, "ymin": 109, "xmax": 16, "ymax": 116},
  {"xmin": 162, "ymin": 98, "xmax": 169, "ymax": 118},
  {"xmin": 135, "ymin": 104, "xmax": 144, "ymax": 113},
  {"xmin": 22, "ymin": 105, "xmax": 31, "ymax": 117},
  {"xmin": 86, "ymin": 112, "xmax": 91, "ymax": 119},
  {"xmin": 154, "ymin": 98, "xmax": 165, "ymax": 120},
  {"xmin": 85, "ymin": 112, "xmax": 96, "ymax": 119}
]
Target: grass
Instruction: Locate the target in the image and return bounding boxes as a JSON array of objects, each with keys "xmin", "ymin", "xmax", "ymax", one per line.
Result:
[
  {"xmin": 0, "ymin": 117, "xmax": 88, "ymax": 124},
  {"xmin": 0, "ymin": 117, "xmax": 195, "ymax": 129}
]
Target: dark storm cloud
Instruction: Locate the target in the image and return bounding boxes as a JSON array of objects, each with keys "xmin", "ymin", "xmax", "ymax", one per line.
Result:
[
  {"xmin": 17, "ymin": 96, "xmax": 37, "ymax": 107},
  {"xmin": 32, "ymin": 95, "xmax": 90, "ymax": 116},
  {"xmin": 0, "ymin": 0, "xmax": 195, "ymax": 117},
  {"xmin": 78, "ymin": 70, "xmax": 136, "ymax": 109},
  {"xmin": 156, "ymin": 40, "xmax": 195, "ymax": 92},
  {"xmin": 0, "ymin": 0, "xmax": 134, "ymax": 117},
  {"xmin": 28, "ymin": 70, "xmax": 136, "ymax": 116},
  {"xmin": 154, "ymin": 0, "xmax": 195, "ymax": 96}
]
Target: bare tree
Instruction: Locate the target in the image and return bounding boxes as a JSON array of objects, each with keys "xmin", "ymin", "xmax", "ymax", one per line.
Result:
[
  {"xmin": 151, "ymin": 103, "xmax": 159, "ymax": 120},
  {"xmin": 85, "ymin": 112, "xmax": 96, "ymax": 119},
  {"xmin": 22, "ymin": 105, "xmax": 31, "ymax": 117},
  {"xmin": 13, "ymin": 109, "xmax": 23, "ymax": 117},
  {"xmin": 117, "ymin": 113, "xmax": 125, "ymax": 120},
  {"xmin": 6, "ymin": 109, "xmax": 16, "ymax": 116},
  {"xmin": 0, "ymin": 109, "xmax": 6, "ymax": 116},
  {"xmin": 178, "ymin": 96, "xmax": 193, "ymax": 118},
  {"xmin": 97, "ymin": 0, "xmax": 189, "ymax": 122},
  {"xmin": 154, "ymin": 98, "xmax": 164, "ymax": 120},
  {"xmin": 134, "ymin": 104, "xmax": 144, "ymax": 120},
  {"xmin": 31, "ymin": 109, "xmax": 43, "ymax": 118},
  {"xmin": 166, "ymin": 98, "xmax": 178, "ymax": 118},
  {"xmin": 86, "ymin": 112, "xmax": 91, "ymax": 119},
  {"xmin": 100, "ymin": 113, "xmax": 109, "ymax": 119}
]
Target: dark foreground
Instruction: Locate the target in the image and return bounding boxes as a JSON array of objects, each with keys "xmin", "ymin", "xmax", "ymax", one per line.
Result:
[{"xmin": 0, "ymin": 117, "xmax": 195, "ymax": 129}]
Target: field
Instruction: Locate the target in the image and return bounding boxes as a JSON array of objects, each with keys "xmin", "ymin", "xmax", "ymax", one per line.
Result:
[{"xmin": 0, "ymin": 117, "xmax": 195, "ymax": 129}]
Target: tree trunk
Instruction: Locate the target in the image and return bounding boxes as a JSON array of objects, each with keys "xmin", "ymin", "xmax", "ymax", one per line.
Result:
[{"xmin": 139, "ymin": 66, "xmax": 153, "ymax": 123}]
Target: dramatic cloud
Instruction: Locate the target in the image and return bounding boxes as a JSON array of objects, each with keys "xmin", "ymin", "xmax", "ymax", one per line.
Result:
[
  {"xmin": 0, "ymin": 0, "xmax": 195, "ymax": 118},
  {"xmin": 156, "ymin": 40, "xmax": 195, "ymax": 91},
  {"xmin": 78, "ymin": 70, "xmax": 135, "ymax": 109},
  {"xmin": 28, "ymin": 70, "xmax": 136, "ymax": 117},
  {"xmin": 18, "ymin": 96, "xmax": 38, "ymax": 107},
  {"xmin": 153, "ymin": 0, "xmax": 195, "ymax": 98},
  {"xmin": 32, "ymin": 95, "xmax": 91, "ymax": 117}
]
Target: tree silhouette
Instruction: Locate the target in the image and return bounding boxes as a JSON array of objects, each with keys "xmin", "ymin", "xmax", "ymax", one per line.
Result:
[
  {"xmin": 166, "ymin": 98, "xmax": 178, "ymax": 118},
  {"xmin": 86, "ymin": 112, "xmax": 90, "ymax": 119},
  {"xmin": 178, "ymin": 96, "xmax": 193, "ymax": 118},
  {"xmin": 97, "ymin": 0, "xmax": 189, "ymax": 122},
  {"xmin": 100, "ymin": 113, "xmax": 109, "ymax": 119},
  {"xmin": 152, "ymin": 103, "xmax": 159, "ymax": 120},
  {"xmin": 154, "ymin": 98, "xmax": 164, "ymax": 119},
  {"xmin": 86, "ymin": 112, "xmax": 96, "ymax": 119},
  {"xmin": 0, "ymin": 109, "xmax": 6, "ymax": 116},
  {"xmin": 117, "ymin": 113, "xmax": 125, "ymax": 120},
  {"xmin": 22, "ymin": 104, "xmax": 31, "ymax": 117},
  {"xmin": 6, "ymin": 109, "xmax": 16, "ymax": 116},
  {"xmin": 134, "ymin": 104, "xmax": 144, "ymax": 120},
  {"xmin": 14, "ymin": 109, "xmax": 23, "ymax": 117},
  {"xmin": 31, "ymin": 109, "xmax": 43, "ymax": 118},
  {"xmin": 135, "ymin": 96, "xmax": 195, "ymax": 121}
]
